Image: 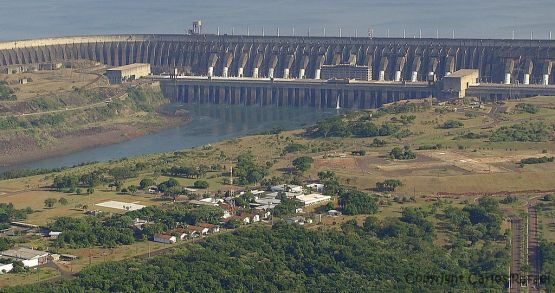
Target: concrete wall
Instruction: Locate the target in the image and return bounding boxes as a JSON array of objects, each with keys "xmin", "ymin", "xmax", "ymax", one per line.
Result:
[
  {"xmin": 1, "ymin": 34, "xmax": 555, "ymax": 84},
  {"xmin": 159, "ymin": 77, "xmax": 435, "ymax": 108}
]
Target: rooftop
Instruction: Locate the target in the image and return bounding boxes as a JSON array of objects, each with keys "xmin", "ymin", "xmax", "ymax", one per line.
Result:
[
  {"xmin": 1, "ymin": 247, "xmax": 49, "ymax": 260},
  {"xmin": 446, "ymin": 69, "xmax": 479, "ymax": 78},
  {"xmin": 154, "ymin": 233, "xmax": 174, "ymax": 240},
  {"xmin": 107, "ymin": 63, "xmax": 150, "ymax": 72}
]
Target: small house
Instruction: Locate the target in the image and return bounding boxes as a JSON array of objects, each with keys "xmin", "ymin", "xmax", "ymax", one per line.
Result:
[
  {"xmin": 305, "ymin": 183, "xmax": 325, "ymax": 193},
  {"xmin": 328, "ymin": 210, "xmax": 343, "ymax": 217},
  {"xmin": 233, "ymin": 214, "xmax": 251, "ymax": 225},
  {"xmin": 197, "ymin": 223, "xmax": 220, "ymax": 234},
  {"xmin": 153, "ymin": 233, "xmax": 176, "ymax": 244},
  {"xmin": 286, "ymin": 216, "xmax": 305, "ymax": 225},
  {"xmin": 270, "ymin": 184, "xmax": 303, "ymax": 194},
  {"xmin": 49, "ymin": 231, "xmax": 62, "ymax": 239},
  {"xmin": 147, "ymin": 186, "xmax": 159, "ymax": 194},
  {"xmin": 188, "ymin": 225, "xmax": 209, "ymax": 236},
  {"xmin": 0, "ymin": 247, "xmax": 49, "ymax": 268}
]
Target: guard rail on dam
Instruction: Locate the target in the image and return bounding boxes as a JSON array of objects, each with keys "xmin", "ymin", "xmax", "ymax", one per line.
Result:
[
  {"xmin": 2, "ymin": 34, "xmax": 555, "ymax": 84},
  {"xmin": 2, "ymin": 34, "xmax": 555, "ymax": 107}
]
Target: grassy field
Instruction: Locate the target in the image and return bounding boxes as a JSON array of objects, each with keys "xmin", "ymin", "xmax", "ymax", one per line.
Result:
[
  {"xmin": 0, "ymin": 267, "xmax": 59, "ymax": 287},
  {"xmin": 2, "ymin": 67, "xmax": 102, "ymax": 101}
]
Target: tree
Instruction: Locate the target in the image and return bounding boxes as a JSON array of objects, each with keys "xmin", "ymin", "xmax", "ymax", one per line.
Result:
[
  {"xmin": 87, "ymin": 188, "xmax": 95, "ymax": 195},
  {"xmin": 193, "ymin": 180, "xmax": 209, "ymax": 189},
  {"xmin": 158, "ymin": 178, "xmax": 181, "ymax": 192},
  {"xmin": 139, "ymin": 178, "xmax": 156, "ymax": 190},
  {"xmin": 44, "ymin": 198, "xmax": 57, "ymax": 208},
  {"xmin": 164, "ymin": 186, "xmax": 184, "ymax": 201},
  {"xmin": 75, "ymin": 188, "xmax": 82, "ymax": 195},
  {"xmin": 318, "ymin": 171, "xmax": 336, "ymax": 181},
  {"xmin": 224, "ymin": 218, "xmax": 241, "ymax": 229},
  {"xmin": 128, "ymin": 185, "xmax": 138, "ymax": 194},
  {"xmin": 292, "ymin": 156, "xmax": 314, "ymax": 173},
  {"xmin": 58, "ymin": 197, "xmax": 69, "ymax": 206}
]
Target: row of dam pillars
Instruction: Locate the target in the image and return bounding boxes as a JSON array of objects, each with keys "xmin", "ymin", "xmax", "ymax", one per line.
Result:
[
  {"xmin": 171, "ymin": 83, "xmax": 433, "ymax": 109},
  {"xmin": 204, "ymin": 51, "xmax": 454, "ymax": 83},
  {"xmin": 503, "ymin": 59, "xmax": 552, "ymax": 85},
  {"xmin": 3, "ymin": 41, "xmax": 555, "ymax": 85}
]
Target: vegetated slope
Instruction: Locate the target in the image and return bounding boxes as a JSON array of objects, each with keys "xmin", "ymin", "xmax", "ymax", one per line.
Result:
[{"xmin": 5, "ymin": 218, "xmax": 508, "ymax": 293}]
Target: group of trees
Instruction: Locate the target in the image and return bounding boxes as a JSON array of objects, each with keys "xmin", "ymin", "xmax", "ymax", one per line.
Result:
[
  {"xmin": 0, "ymin": 203, "xmax": 32, "ymax": 230},
  {"xmin": 166, "ymin": 165, "xmax": 209, "ymax": 179},
  {"xmin": 44, "ymin": 198, "xmax": 57, "ymax": 208},
  {"xmin": 233, "ymin": 153, "xmax": 269, "ymax": 185},
  {"xmin": 440, "ymin": 120, "xmax": 464, "ymax": 129},
  {"xmin": 13, "ymin": 219, "xmax": 507, "ymax": 292},
  {"xmin": 305, "ymin": 116, "xmax": 400, "ymax": 138},
  {"xmin": 443, "ymin": 197, "xmax": 504, "ymax": 244},
  {"xmin": 389, "ymin": 146, "xmax": 416, "ymax": 160},
  {"xmin": 490, "ymin": 122, "xmax": 552, "ymax": 142},
  {"xmin": 339, "ymin": 190, "xmax": 379, "ymax": 215},
  {"xmin": 50, "ymin": 204, "xmax": 225, "ymax": 248},
  {"xmin": 520, "ymin": 156, "xmax": 554, "ymax": 165},
  {"xmin": 49, "ymin": 216, "xmax": 135, "ymax": 248}
]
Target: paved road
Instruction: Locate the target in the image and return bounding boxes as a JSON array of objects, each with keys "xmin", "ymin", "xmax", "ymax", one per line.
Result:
[
  {"xmin": 528, "ymin": 203, "xmax": 540, "ymax": 293},
  {"xmin": 510, "ymin": 216, "xmax": 522, "ymax": 293}
]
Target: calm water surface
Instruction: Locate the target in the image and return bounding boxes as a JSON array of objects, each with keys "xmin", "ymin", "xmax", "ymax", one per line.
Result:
[
  {"xmin": 0, "ymin": 105, "xmax": 342, "ymax": 172},
  {"xmin": 1, "ymin": 0, "xmax": 555, "ymax": 40}
]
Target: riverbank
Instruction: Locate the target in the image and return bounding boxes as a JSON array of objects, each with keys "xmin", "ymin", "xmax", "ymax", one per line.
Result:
[{"xmin": 0, "ymin": 115, "xmax": 190, "ymax": 167}]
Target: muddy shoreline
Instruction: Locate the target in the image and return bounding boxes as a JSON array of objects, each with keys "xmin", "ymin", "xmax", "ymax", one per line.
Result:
[{"xmin": 0, "ymin": 116, "xmax": 190, "ymax": 168}]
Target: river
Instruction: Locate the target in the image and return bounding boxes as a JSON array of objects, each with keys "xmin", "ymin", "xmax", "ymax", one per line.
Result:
[
  {"xmin": 0, "ymin": 105, "xmax": 342, "ymax": 172},
  {"xmin": 1, "ymin": 0, "xmax": 555, "ymax": 40},
  {"xmin": 1, "ymin": 0, "xmax": 554, "ymax": 171}
]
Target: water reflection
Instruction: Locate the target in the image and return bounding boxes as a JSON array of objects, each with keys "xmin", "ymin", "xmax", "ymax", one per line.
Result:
[{"xmin": 0, "ymin": 104, "xmax": 342, "ymax": 172}]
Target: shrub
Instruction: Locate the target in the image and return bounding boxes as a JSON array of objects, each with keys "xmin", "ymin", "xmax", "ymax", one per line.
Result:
[
  {"xmin": 515, "ymin": 103, "xmax": 539, "ymax": 114},
  {"xmin": 193, "ymin": 180, "xmax": 209, "ymax": 189},
  {"xmin": 376, "ymin": 179, "xmax": 403, "ymax": 192},
  {"xmin": 389, "ymin": 146, "xmax": 416, "ymax": 160},
  {"xmin": 440, "ymin": 120, "xmax": 464, "ymax": 129}
]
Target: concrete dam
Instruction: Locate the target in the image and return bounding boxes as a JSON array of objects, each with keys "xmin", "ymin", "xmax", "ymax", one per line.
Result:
[{"xmin": 2, "ymin": 34, "xmax": 555, "ymax": 107}]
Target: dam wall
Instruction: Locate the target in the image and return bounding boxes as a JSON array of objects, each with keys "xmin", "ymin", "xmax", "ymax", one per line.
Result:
[
  {"xmin": 158, "ymin": 77, "xmax": 435, "ymax": 108},
  {"xmin": 2, "ymin": 34, "xmax": 555, "ymax": 85}
]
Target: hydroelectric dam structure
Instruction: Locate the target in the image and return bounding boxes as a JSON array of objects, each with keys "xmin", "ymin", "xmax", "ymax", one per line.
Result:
[{"xmin": 2, "ymin": 34, "xmax": 555, "ymax": 108}]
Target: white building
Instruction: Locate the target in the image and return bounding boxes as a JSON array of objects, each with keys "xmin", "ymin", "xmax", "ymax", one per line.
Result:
[
  {"xmin": 270, "ymin": 184, "xmax": 303, "ymax": 193},
  {"xmin": 296, "ymin": 194, "xmax": 332, "ymax": 206},
  {"xmin": 286, "ymin": 216, "xmax": 306, "ymax": 225},
  {"xmin": 305, "ymin": 183, "xmax": 325, "ymax": 193},
  {"xmin": 0, "ymin": 247, "xmax": 49, "ymax": 268},
  {"xmin": 0, "ymin": 263, "xmax": 13, "ymax": 274},
  {"xmin": 49, "ymin": 231, "xmax": 62, "ymax": 238},
  {"xmin": 153, "ymin": 234, "xmax": 176, "ymax": 244},
  {"xmin": 328, "ymin": 210, "xmax": 343, "ymax": 217}
]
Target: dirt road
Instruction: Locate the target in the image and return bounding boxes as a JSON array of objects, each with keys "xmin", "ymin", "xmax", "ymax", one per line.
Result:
[
  {"xmin": 528, "ymin": 203, "xmax": 540, "ymax": 293},
  {"xmin": 510, "ymin": 216, "xmax": 522, "ymax": 293}
]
